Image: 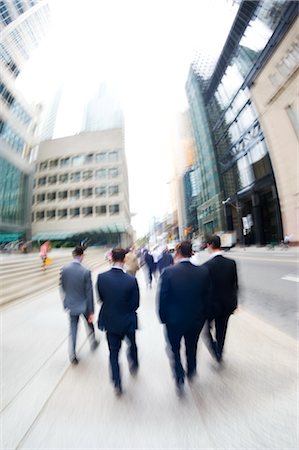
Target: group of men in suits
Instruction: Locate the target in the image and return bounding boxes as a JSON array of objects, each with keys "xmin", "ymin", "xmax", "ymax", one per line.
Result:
[{"xmin": 60, "ymin": 235, "xmax": 238, "ymax": 396}]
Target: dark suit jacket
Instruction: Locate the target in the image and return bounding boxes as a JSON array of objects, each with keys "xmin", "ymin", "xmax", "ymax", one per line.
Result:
[
  {"xmin": 97, "ymin": 268, "xmax": 139, "ymax": 334},
  {"xmin": 60, "ymin": 261, "xmax": 94, "ymax": 316},
  {"xmin": 158, "ymin": 261, "xmax": 212, "ymax": 330},
  {"xmin": 203, "ymin": 255, "xmax": 238, "ymax": 318},
  {"xmin": 158, "ymin": 252, "xmax": 174, "ymax": 273}
]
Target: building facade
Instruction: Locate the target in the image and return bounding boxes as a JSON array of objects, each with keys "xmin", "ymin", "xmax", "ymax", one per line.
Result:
[
  {"xmin": 186, "ymin": 0, "xmax": 298, "ymax": 245},
  {"xmin": 250, "ymin": 16, "xmax": 299, "ymax": 244},
  {"xmin": 32, "ymin": 129, "xmax": 133, "ymax": 247},
  {"xmin": 0, "ymin": 0, "xmax": 50, "ymax": 242}
]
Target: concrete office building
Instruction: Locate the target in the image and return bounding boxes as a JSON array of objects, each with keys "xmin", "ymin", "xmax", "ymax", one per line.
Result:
[
  {"xmin": 0, "ymin": 0, "xmax": 50, "ymax": 242},
  {"xmin": 186, "ymin": 0, "xmax": 298, "ymax": 245},
  {"xmin": 32, "ymin": 129, "xmax": 133, "ymax": 247},
  {"xmin": 250, "ymin": 16, "xmax": 299, "ymax": 244}
]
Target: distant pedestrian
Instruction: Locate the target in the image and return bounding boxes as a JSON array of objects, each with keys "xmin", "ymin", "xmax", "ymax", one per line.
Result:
[
  {"xmin": 124, "ymin": 247, "xmax": 140, "ymax": 277},
  {"xmin": 157, "ymin": 240, "xmax": 212, "ymax": 394},
  {"xmin": 39, "ymin": 240, "xmax": 51, "ymax": 271},
  {"xmin": 143, "ymin": 249, "xmax": 155, "ymax": 288},
  {"xmin": 97, "ymin": 248, "xmax": 140, "ymax": 396},
  {"xmin": 60, "ymin": 246, "xmax": 99, "ymax": 365},
  {"xmin": 157, "ymin": 246, "xmax": 174, "ymax": 274},
  {"xmin": 202, "ymin": 235, "xmax": 238, "ymax": 363}
]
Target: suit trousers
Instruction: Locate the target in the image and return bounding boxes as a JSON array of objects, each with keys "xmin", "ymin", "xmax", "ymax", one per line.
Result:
[
  {"xmin": 166, "ymin": 322, "xmax": 204, "ymax": 381},
  {"xmin": 69, "ymin": 313, "xmax": 96, "ymax": 358},
  {"xmin": 204, "ymin": 315, "xmax": 230, "ymax": 360},
  {"xmin": 106, "ymin": 331, "xmax": 138, "ymax": 387}
]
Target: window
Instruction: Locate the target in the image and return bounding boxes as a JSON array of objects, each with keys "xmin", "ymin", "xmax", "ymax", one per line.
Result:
[
  {"xmin": 60, "ymin": 157, "xmax": 71, "ymax": 167},
  {"xmin": 38, "ymin": 177, "xmax": 46, "ymax": 186},
  {"xmin": 59, "ymin": 173, "xmax": 69, "ymax": 183},
  {"xmin": 85, "ymin": 154, "xmax": 94, "ymax": 163},
  {"xmin": 49, "ymin": 159, "xmax": 58, "ymax": 169},
  {"xmin": 83, "ymin": 170, "xmax": 93, "ymax": 181},
  {"xmin": 82, "ymin": 188, "xmax": 93, "ymax": 198},
  {"xmin": 48, "ymin": 175, "xmax": 57, "ymax": 185},
  {"xmin": 70, "ymin": 208, "xmax": 80, "ymax": 218},
  {"xmin": 286, "ymin": 103, "xmax": 299, "ymax": 138},
  {"xmin": 37, "ymin": 193, "xmax": 45, "ymax": 203},
  {"xmin": 58, "ymin": 191, "xmax": 68, "ymax": 200},
  {"xmin": 72, "ymin": 155, "xmax": 84, "ymax": 166},
  {"xmin": 96, "ymin": 152, "xmax": 107, "ymax": 162},
  {"xmin": 108, "ymin": 168, "xmax": 118, "ymax": 178},
  {"xmin": 95, "ymin": 168, "xmax": 107, "ymax": 179},
  {"xmin": 46, "ymin": 210, "xmax": 56, "ymax": 220},
  {"xmin": 108, "ymin": 185, "xmax": 119, "ymax": 196},
  {"xmin": 95, "ymin": 186, "xmax": 107, "ymax": 197},
  {"xmin": 96, "ymin": 205, "xmax": 107, "ymax": 215},
  {"xmin": 32, "ymin": 195, "xmax": 35, "ymax": 204},
  {"xmin": 39, "ymin": 161, "xmax": 48, "ymax": 170},
  {"xmin": 82, "ymin": 206, "xmax": 93, "ymax": 216},
  {"xmin": 47, "ymin": 192, "xmax": 56, "ymax": 201},
  {"xmin": 109, "ymin": 150, "xmax": 119, "ymax": 161},
  {"xmin": 109, "ymin": 204, "xmax": 119, "ymax": 215},
  {"xmin": 58, "ymin": 209, "xmax": 67, "ymax": 219},
  {"xmin": 70, "ymin": 189, "xmax": 80, "ymax": 201},
  {"xmin": 36, "ymin": 211, "xmax": 45, "ymax": 221},
  {"xmin": 70, "ymin": 172, "xmax": 81, "ymax": 182}
]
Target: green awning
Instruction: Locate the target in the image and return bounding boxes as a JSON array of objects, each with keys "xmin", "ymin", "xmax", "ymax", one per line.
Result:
[
  {"xmin": 32, "ymin": 231, "xmax": 77, "ymax": 241},
  {"xmin": 32, "ymin": 224, "xmax": 129, "ymax": 241},
  {"xmin": 0, "ymin": 232, "xmax": 23, "ymax": 243}
]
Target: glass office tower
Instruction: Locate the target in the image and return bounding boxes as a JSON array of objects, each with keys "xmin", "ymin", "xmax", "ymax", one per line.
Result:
[
  {"xmin": 186, "ymin": 0, "xmax": 297, "ymax": 245},
  {"xmin": 0, "ymin": 0, "xmax": 50, "ymax": 242}
]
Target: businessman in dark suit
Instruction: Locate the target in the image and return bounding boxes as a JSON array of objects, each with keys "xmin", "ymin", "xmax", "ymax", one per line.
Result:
[
  {"xmin": 97, "ymin": 248, "xmax": 140, "ymax": 395},
  {"xmin": 203, "ymin": 235, "xmax": 238, "ymax": 362},
  {"xmin": 60, "ymin": 246, "xmax": 99, "ymax": 365},
  {"xmin": 158, "ymin": 241, "xmax": 212, "ymax": 393}
]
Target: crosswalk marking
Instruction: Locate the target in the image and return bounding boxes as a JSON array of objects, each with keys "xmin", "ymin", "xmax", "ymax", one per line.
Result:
[{"xmin": 282, "ymin": 275, "xmax": 299, "ymax": 283}]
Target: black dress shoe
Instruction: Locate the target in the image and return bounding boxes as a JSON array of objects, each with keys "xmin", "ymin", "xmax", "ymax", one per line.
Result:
[
  {"xmin": 187, "ymin": 371, "xmax": 197, "ymax": 382},
  {"xmin": 91, "ymin": 340, "xmax": 99, "ymax": 351},
  {"xmin": 129, "ymin": 364, "xmax": 139, "ymax": 376},
  {"xmin": 114, "ymin": 383, "xmax": 123, "ymax": 396},
  {"xmin": 176, "ymin": 377, "xmax": 185, "ymax": 395},
  {"xmin": 71, "ymin": 356, "xmax": 79, "ymax": 365}
]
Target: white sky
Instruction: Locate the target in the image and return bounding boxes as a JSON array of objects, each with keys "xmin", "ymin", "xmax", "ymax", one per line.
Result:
[{"xmin": 18, "ymin": 0, "xmax": 238, "ymax": 238}]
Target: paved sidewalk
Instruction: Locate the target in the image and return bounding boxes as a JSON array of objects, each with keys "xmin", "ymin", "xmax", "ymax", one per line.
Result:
[{"xmin": 2, "ymin": 266, "xmax": 297, "ymax": 449}]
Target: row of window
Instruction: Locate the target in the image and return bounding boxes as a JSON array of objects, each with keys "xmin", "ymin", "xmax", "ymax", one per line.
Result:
[
  {"xmin": 33, "ymin": 204, "xmax": 120, "ymax": 221},
  {"xmin": 0, "ymin": 84, "xmax": 32, "ymax": 126},
  {"xmin": 33, "ymin": 185, "xmax": 119, "ymax": 203},
  {"xmin": 35, "ymin": 167, "xmax": 120, "ymax": 186},
  {"xmin": 38, "ymin": 150, "xmax": 120, "ymax": 171},
  {"xmin": 269, "ymin": 39, "xmax": 299, "ymax": 88}
]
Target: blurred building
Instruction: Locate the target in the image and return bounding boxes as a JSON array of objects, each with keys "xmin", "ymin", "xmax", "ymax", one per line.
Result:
[
  {"xmin": 32, "ymin": 129, "xmax": 133, "ymax": 247},
  {"xmin": 250, "ymin": 16, "xmax": 299, "ymax": 244},
  {"xmin": 169, "ymin": 110, "xmax": 197, "ymax": 239},
  {"xmin": 0, "ymin": 0, "xmax": 51, "ymax": 242},
  {"xmin": 186, "ymin": 0, "xmax": 298, "ymax": 245},
  {"xmin": 82, "ymin": 82, "xmax": 124, "ymax": 132}
]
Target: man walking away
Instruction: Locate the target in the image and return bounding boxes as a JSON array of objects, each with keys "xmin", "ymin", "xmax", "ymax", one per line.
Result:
[
  {"xmin": 158, "ymin": 241, "xmax": 212, "ymax": 395},
  {"xmin": 97, "ymin": 248, "xmax": 140, "ymax": 396},
  {"xmin": 203, "ymin": 235, "xmax": 238, "ymax": 363},
  {"xmin": 157, "ymin": 246, "xmax": 174, "ymax": 274},
  {"xmin": 60, "ymin": 246, "xmax": 99, "ymax": 365}
]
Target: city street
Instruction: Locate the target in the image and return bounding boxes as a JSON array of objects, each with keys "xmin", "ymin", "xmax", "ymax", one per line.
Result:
[
  {"xmin": 1, "ymin": 247, "xmax": 298, "ymax": 449},
  {"xmin": 192, "ymin": 247, "xmax": 298, "ymax": 339}
]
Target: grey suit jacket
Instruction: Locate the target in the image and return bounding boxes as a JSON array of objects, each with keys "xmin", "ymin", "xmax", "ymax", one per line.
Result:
[{"xmin": 60, "ymin": 261, "xmax": 94, "ymax": 316}]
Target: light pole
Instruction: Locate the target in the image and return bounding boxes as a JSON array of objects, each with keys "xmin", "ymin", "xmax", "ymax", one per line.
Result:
[{"xmin": 222, "ymin": 197, "xmax": 244, "ymax": 247}]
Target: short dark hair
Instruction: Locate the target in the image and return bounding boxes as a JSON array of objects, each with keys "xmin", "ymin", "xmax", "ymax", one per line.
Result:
[
  {"xmin": 206, "ymin": 235, "xmax": 221, "ymax": 249},
  {"xmin": 111, "ymin": 247, "xmax": 126, "ymax": 262},
  {"xmin": 176, "ymin": 240, "xmax": 193, "ymax": 257},
  {"xmin": 72, "ymin": 246, "xmax": 84, "ymax": 257}
]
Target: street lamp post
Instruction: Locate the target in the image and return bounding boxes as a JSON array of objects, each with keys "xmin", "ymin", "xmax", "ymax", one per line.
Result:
[{"xmin": 222, "ymin": 197, "xmax": 244, "ymax": 247}]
